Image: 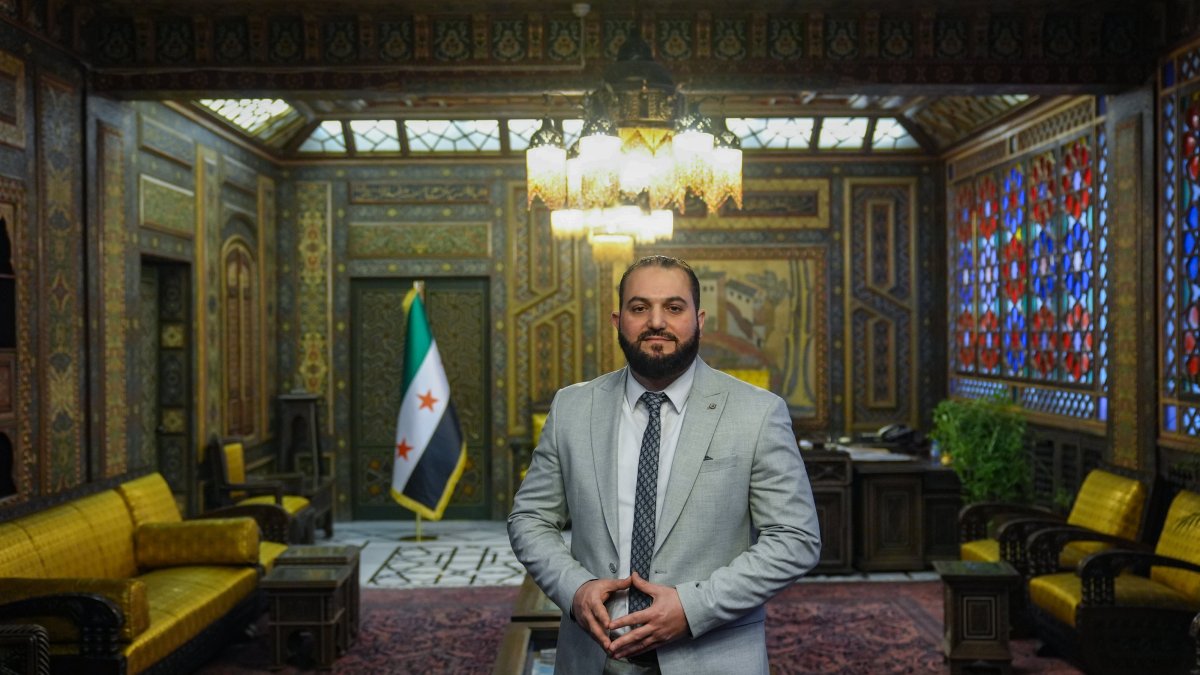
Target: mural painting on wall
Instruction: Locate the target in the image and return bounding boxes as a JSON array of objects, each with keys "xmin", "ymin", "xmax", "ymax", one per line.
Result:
[{"xmin": 658, "ymin": 247, "xmax": 828, "ymax": 425}]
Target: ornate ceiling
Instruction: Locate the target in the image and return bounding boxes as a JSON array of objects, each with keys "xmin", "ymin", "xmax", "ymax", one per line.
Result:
[{"xmin": 8, "ymin": 0, "xmax": 1192, "ymax": 156}]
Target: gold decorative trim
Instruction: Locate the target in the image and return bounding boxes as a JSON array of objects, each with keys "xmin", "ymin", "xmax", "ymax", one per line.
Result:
[
  {"xmin": 0, "ymin": 50, "xmax": 26, "ymax": 149},
  {"xmin": 680, "ymin": 178, "xmax": 830, "ymax": 230}
]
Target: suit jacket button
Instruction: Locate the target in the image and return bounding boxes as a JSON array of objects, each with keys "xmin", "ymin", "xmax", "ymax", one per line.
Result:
[{"xmin": 609, "ymin": 563, "xmax": 617, "ymax": 574}]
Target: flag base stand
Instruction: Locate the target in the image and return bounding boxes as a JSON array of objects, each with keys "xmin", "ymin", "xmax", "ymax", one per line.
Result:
[{"xmin": 400, "ymin": 515, "xmax": 439, "ymax": 542}]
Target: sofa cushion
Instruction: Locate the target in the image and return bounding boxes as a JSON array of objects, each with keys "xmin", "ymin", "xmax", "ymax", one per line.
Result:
[
  {"xmin": 0, "ymin": 523, "xmax": 44, "ymax": 577},
  {"xmin": 960, "ymin": 538, "xmax": 999, "ymax": 562},
  {"xmin": 1151, "ymin": 490, "xmax": 1200, "ymax": 600},
  {"xmin": 135, "ymin": 520, "xmax": 259, "ymax": 569},
  {"xmin": 117, "ymin": 474, "xmax": 183, "ymax": 526},
  {"xmin": 125, "ymin": 566, "xmax": 258, "ymax": 675},
  {"xmin": 1066, "ymin": 470, "xmax": 1146, "ymax": 540},
  {"xmin": 16, "ymin": 503, "xmax": 107, "ymax": 579},
  {"xmin": 0, "ymin": 577, "xmax": 150, "ymax": 642},
  {"xmin": 67, "ymin": 491, "xmax": 138, "ymax": 579}
]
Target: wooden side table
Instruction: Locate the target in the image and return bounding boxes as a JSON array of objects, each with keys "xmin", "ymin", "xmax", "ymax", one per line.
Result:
[
  {"xmin": 276, "ymin": 544, "xmax": 362, "ymax": 642},
  {"xmin": 933, "ymin": 560, "xmax": 1021, "ymax": 675},
  {"xmin": 262, "ymin": 563, "xmax": 353, "ymax": 670}
]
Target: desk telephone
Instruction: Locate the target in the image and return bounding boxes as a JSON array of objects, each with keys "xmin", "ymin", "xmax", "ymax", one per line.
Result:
[{"xmin": 866, "ymin": 423, "xmax": 916, "ymax": 445}]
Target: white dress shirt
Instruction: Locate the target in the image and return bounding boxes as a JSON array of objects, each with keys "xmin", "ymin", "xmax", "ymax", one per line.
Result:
[{"xmin": 606, "ymin": 360, "xmax": 697, "ymax": 627}]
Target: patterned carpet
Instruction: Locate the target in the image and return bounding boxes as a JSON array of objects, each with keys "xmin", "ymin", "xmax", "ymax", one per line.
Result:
[{"xmin": 198, "ymin": 581, "xmax": 1082, "ymax": 674}]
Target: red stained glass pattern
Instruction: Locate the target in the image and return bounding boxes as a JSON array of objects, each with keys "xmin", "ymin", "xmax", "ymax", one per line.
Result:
[
  {"xmin": 955, "ymin": 182, "xmax": 977, "ymax": 371},
  {"xmin": 1059, "ymin": 139, "xmax": 1094, "ymax": 383},
  {"xmin": 1028, "ymin": 153, "xmax": 1058, "ymax": 379},
  {"xmin": 977, "ymin": 175, "xmax": 1001, "ymax": 373},
  {"xmin": 1001, "ymin": 164, "xmax": 1027, "ymax": 377},
  {"xmin": 1182, "ymin": 101, "xmax": 1200, "ymax": 384}
]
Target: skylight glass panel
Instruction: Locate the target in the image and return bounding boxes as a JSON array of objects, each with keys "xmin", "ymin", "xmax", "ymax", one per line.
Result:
[
  {"xmin": 198, "ymin": 98, "xmax": 294, "ymax": 135},
  {"xmin": 818, "ymin": 117, "xmax": 869, "ymax": 149},
  {"xmin": 509, "ymin": 119, "xmax": 540, "ymax": 151},
  {"xmin": 350, "ymin": 120, "xmax": 401, "ymax": 152},
  {"xmin": 298, "ymin": 121, "xmax": 347, "ymax": 153},
  {"xmin": 726, "ymin": 118, "xmax": 814, "ymax": 150},
  {"xmin": 871, "ymin": 118, "xmax": 920, "ymax": 151},
  {"xmin": 509, "ymin": 118, "xmax": 584, "ymax": 152},
  {"xmin": 405, "ymin": 120, "xmax": 502, "ymax": 152}
]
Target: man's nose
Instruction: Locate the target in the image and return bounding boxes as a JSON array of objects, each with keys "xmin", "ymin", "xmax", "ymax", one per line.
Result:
[{"xmin": 646, "ymin": 307, "xmax": 668, "ymax": 328}]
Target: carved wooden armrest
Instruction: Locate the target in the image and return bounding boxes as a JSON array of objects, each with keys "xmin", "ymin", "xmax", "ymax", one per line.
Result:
[
  {"xmin": 1026, "ymin": 526, "xmax": 1148, "ymax": 576},
  {"xmin": 1078, "ymin": 550, "xmax": 1200, "ymax": 607},
  {"xmin": 259, "ymin": 471, "xmax": 308, "ymax": 494},
  {"xmin": 221, "ymin": 481, "xmax": 286, "ymax": 505},
  {"xmin": 199, "ymin": 503, "xmax": 291, "ymax": 543},
  {"xmin": 959, "ymin": 501, "xmax": 1058, "ymax": 543},
  {"xmin": 0, "ymin": 594, "xmax": 123, "ymax": 656},
  {"xmin": 995, "ymin": 516, "xmax": 1070, "ymax": 575}
]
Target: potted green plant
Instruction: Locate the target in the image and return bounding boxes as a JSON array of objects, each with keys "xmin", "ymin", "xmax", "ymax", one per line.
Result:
[{"xmin": 931, "ymin": 395, "xmax": 1030, "ymax": 504}]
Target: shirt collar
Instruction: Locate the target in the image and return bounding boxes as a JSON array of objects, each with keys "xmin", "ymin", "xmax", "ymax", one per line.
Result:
[{"xmin": 623, "ymin": 359, "xmax": 697, "ymax": 415}]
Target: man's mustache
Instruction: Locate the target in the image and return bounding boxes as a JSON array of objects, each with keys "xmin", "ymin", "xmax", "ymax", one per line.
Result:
[{"xmin": 638, "ymin": 330, "xmax": 676, "ymax": 342}]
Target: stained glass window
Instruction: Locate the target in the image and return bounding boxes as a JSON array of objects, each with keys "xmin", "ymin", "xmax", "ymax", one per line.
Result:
[
  {"xmin": 349, "ymin": 120, "xmax": 401, "ymax": 153},
  {"xmin": 871, "ymin": 118, "xmax": 920, "ymax": 151},
  {"xmin": 405, "ymin": 120, "xmax": 502, "ymax": 152},
  {"xmin": 1060, "ymin": 139, "xmax": 1095, "ymax": 384},
  {"xmin": 817, "ymin": 117, "xmax": 869, "ymax": 150},
  {"xmin": 1181, "ymin": 98, "xmax": 1200, "ymax": 392},
  {"xmin": 727, "ymin": 118, "xmax": 814, "ymax": 150},
  {"xmin": 948, "ymin": 113, "xmax": 1109, "ymax": 425},
  {"xmin": 976, "ymin": 174, "xmax": 1002, "ymax": 375},
  {"xmin": 1028, "ymin": 153, "xmax": 1058, "ymax": 380},
  {"xmin": 954, "ymin": 183, "xmax": 977, "ymax": 373},
  {"xmin": 299, "ymin": 121, "xmax": 347, "ymax": 153},
  {"xmin": 508, "ymin": 118, "xmax": 584, "ymax": 152},
  {"xmin": 199, "ymin": 98, "xmax": 295, "ymax": 135},
  {"xmin": 1001, "ymin": 164, "xmax": 1028, "ymax": 377}
]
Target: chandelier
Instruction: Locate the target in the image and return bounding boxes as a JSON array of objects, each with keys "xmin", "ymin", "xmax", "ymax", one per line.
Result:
[{"xmin": 525, "ymin": 33, "xmax": 743, "ymax": 263}]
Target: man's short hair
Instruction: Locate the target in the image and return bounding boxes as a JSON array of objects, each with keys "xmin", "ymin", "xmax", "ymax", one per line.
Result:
[{"xmin": 617, "ymin": 255, "xmax": 701, "ymax": 309}]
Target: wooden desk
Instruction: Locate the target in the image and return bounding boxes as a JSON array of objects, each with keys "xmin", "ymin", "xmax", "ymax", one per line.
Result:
[
  {"xmin": 851, "ymin": 453, "xmax": 961, "ymax": 572},
  {"xmin": 801, "ymin": 450, "xmax": 855, "ymax": 573}
]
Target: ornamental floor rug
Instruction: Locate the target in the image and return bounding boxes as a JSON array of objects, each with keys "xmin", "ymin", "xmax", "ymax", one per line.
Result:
[{"xmin": 197, "ymin": 581, "xmax": 1082, "ymax": 674}]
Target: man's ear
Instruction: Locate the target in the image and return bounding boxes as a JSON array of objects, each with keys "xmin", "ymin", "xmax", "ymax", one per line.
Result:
[
  {"xmin": 611, "ymin": 310, "xmax": 620, "ymax": 329},
  {"xmin": 697, "ymin": 309, "xmax": 707, "ymax": 336}
]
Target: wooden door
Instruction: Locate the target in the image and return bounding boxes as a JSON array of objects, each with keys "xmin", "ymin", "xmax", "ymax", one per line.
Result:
[{"xmin": 350, "ymin": 278, "xmax": 490, "ymax": 519}]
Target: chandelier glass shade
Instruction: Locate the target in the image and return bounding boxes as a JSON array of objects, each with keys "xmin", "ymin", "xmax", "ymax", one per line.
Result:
[{"xmin": 525, "ymin": 35, "xmax": 742, "ymax": 262}]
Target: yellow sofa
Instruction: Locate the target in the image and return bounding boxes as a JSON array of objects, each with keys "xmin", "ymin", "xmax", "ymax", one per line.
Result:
[{"xmin": 0, "ymin": 472, "xmax": 284, "ymax": 675}]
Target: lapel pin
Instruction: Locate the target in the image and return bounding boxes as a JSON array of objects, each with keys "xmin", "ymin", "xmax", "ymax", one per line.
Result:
[{"xmin": 708, "ymin": 403, "xmax": 717, "ymax": 410}]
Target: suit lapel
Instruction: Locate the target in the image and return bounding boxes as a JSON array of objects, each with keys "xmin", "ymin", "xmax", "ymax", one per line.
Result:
[
  {"xmin": 591, "ymin": 369, "xmax": 625, "ymax": 551},
  {"xmin": 656, "ymin": 361, "xmax": 726, "ymax": 554}
]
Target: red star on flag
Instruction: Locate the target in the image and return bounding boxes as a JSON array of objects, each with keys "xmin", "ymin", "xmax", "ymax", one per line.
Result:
[
  {"xmin": 418, "ymin": 390, "xmax": 439, "ymax": 411},
  {"xmin": 396, "ymin": 439, "xmax": 413, "ymax": 460}
]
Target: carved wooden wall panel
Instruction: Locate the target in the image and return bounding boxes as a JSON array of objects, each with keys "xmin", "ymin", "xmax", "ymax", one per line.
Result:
[{"xmin": 845, "ymin": 179, "xmax": 919, "ymax": 431}]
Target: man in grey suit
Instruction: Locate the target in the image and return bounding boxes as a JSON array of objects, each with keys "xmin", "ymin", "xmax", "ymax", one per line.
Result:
[{"xmin": 509, "ymin": 255, "xmax": 821, "ymax": 674}]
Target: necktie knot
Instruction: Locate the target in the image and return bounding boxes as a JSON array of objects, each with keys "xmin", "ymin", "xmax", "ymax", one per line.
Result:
[{"xmin": 640, "ymin": 391, "xmax": 667, "ymax": 414}]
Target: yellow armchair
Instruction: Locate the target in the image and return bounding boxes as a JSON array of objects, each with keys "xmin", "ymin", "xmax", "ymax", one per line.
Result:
[
  {"xmin": 203, "ymin": 436, "xmax": 316, "ymax": 543},
  {"xmin": 1026, "ymin": 489, "xmax": 1200, "ymax": 675},
  {"xmin": 960, "ymin": 468, "xmax": 1147, "ymax": 576}
]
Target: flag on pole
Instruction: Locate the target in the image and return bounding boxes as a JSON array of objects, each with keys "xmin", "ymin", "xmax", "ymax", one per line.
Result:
[{"xmin": 390, "ymin": 287, "xmax": 467, "ymax": 520}]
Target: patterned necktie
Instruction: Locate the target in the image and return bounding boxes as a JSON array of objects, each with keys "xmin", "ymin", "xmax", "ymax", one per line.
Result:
[{"xmin": 629, "ymin": 391, "xmax": 668, "ymax": 613}]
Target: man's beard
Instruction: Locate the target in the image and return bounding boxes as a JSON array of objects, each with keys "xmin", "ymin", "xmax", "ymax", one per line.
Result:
[{"xmin": 618, "ymin": 326, "xmax": 701, "ymax": 383}]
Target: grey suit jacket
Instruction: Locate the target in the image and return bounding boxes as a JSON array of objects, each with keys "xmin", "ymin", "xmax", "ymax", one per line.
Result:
[{"xmin": 508, "ymin": 360, "xmax": 821, "ymax": 675}]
